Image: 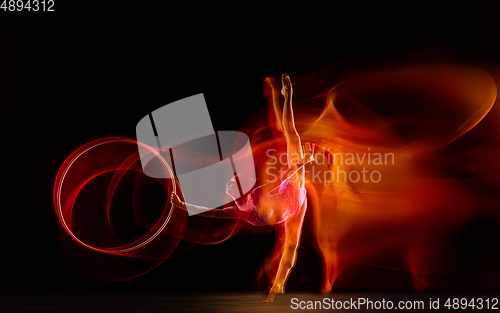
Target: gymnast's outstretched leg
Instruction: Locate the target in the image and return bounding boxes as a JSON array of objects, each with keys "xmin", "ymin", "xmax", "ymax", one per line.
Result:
[
  {"xmin": 264, "ymin": 74, "xmax": 308, "ymax": 303},
  {"xmin": 281, "ymin": 74, "xmax": 305, "ymax": 187}
]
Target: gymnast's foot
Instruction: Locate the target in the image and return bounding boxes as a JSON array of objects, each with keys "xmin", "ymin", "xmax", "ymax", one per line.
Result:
[
  {"xmin": 320, "ymin": 284, "xmax": 333, "ymax": 295},
  {"xmin": 281, "ymin": 73, "xmax": 293, "ymax": 98},
  {"xmin": 263, "ymin": 285, "xmax": 284, "ymax": 303}
]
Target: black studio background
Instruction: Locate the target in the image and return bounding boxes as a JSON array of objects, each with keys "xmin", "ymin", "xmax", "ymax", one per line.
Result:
[{"xmin": 0, "ymin": 1, "xmax": 500, "ymax": 295}]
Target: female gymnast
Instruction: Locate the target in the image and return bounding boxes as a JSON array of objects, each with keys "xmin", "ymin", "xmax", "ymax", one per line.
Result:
[{"xmin": 170, "ymin": 74, "xmax": 313, "ymax": 302}]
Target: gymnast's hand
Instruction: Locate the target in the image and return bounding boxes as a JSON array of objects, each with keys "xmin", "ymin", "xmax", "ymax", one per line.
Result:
[
  {"xmin": 301, "ymin": 142, "xmax": 316, "ymax": 164},
  {"xmin": 170, "ymin": 192, "xmax": 184, "ymax": 209}
]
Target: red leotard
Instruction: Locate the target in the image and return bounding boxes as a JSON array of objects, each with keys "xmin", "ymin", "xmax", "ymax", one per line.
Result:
[{"xmin": 244, "ymin": 179, "xmax": 307, "ymax": 227}]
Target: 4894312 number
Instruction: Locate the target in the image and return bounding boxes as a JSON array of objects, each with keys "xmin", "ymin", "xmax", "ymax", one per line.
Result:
[
  {"xmin": 1, "ymin": 0, "xmax": 54, "ymax": 11},
  {"xmin": 444, "ymin": 298, "xmax": 498, "ymax": 310}
]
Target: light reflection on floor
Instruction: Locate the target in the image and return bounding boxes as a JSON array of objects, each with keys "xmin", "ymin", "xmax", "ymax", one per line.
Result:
[{"xmin": 0, "ymin": 292, "xmax": 496, "ymax": 312}]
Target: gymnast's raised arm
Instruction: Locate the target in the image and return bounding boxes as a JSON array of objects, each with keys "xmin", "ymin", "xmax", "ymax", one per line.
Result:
[{"xmin": 170, "ymin": 193, "xmax": 244, "ymax": 219}]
